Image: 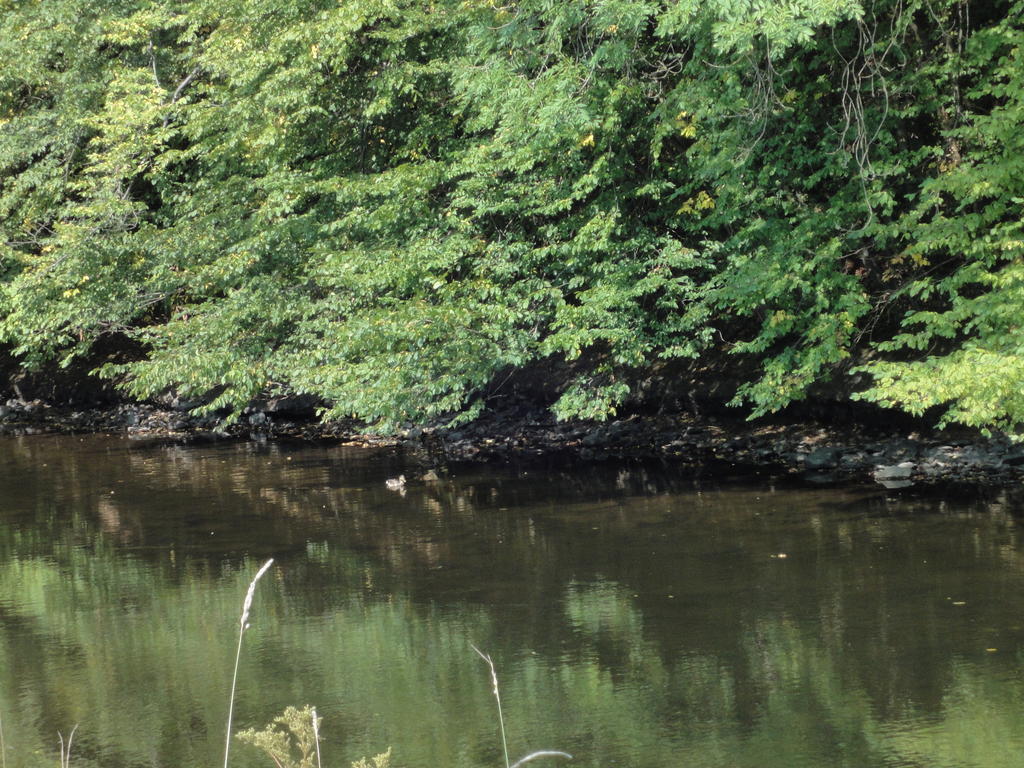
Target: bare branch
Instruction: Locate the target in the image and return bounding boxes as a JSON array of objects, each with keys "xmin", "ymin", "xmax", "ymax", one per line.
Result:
[
  {"xmin": 162, "ymin": 65, "xmax": 202, "ymax": 128},
  {"xmin": 148, "ymin": 39, "xmax": 162, "ymax": 89}
]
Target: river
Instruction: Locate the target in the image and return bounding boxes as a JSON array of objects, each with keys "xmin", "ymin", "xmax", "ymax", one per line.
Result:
[{"xmin": 1, "ymin": 433, "xmax": 1023, "ymax": 768}]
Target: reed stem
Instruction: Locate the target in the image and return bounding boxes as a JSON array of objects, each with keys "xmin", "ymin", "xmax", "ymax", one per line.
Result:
[
  {"xmin": 312, "ymin": 706, "xmax": 322, "ymax": 768},
  {"xmin": 224, "ymin": 558, "xmax": 274, "ymax": 768},
  {"xmin": 58, "ymin": 725, "xmax": 77, "ymax": 768},
  {"xmin": 471, "ymin": 644, "xmax": 511, "ymax": 768}
]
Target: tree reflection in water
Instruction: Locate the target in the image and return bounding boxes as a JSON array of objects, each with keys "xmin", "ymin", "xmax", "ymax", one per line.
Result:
[{"xmin": 0, "ymin": 435, "xmax": 1023, "ymax": 768}]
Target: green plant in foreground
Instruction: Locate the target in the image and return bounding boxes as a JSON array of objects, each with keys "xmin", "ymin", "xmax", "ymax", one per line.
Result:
[
  {"xmin": 238, "ymin": 647, "xmax": 572, "ymax": 768},
  {"xmin": 350, "ymin": 749, "xmax": 393, "ymax": 768},
  {"xmin": 237, "ymin": 706, "xmax": 324, "ymax": 768},
  {"xmin": 237, "ymin": 706, "xmax": 391, "ymax": 768},
  {"xmin": 227, "ymin": 567, "xmax": 566, "ymax": 768}
]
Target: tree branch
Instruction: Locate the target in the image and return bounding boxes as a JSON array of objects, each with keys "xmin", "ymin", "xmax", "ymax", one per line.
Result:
[{"xmin": 162, "ymin": 65, "xmax": 201, "ymax": 127}]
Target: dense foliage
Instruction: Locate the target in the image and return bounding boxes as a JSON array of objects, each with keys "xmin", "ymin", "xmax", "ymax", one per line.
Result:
[{"xmin": 1, "ymin": 0, "xmax": 1021, "ymax": 431}]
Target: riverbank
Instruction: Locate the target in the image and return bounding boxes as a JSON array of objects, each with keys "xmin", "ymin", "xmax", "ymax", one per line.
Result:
[{"xmin": 1, "ymin": 395, "xmax": 1022, "ymax": 488}]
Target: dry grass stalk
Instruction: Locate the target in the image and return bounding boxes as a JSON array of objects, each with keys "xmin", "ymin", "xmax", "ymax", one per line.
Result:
[
  {"xmin": 311, "ymin": 706, "xmax": 321, "ymax": 768},
  {"xmin": 58, "ymin": 725, "xmax": 77, "ymax": 768},
  {"xmin": 471, "ymin": 645, "xmax": 572, "ymax": 768},
  {"xmin": 510, "ymin": 751, "xmax": 573, "ymax": 768},
  {"xmin": 224, "ymin": 558, "xmax": 275, "ymax": 768},
  {"xmin": 471, "ymin": 644, "xmax": 511, "ymax": 768}
]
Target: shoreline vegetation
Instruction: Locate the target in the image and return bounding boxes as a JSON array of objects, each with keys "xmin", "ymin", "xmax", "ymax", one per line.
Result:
[
  {"xmin": 1, "ymin": 392, "xmax": 1023, "ymax": 488},
  {"xmin": 2, "ymin": 1, "xmax": 1024, "ymax": 443}
]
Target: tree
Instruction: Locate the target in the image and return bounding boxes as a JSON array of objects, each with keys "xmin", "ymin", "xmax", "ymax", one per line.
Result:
[{"xmin": 1, "ymin": 0, "xmax": 1022, "ymax": 434}]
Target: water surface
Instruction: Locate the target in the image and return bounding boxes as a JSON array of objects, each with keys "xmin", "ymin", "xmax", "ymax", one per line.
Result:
[{"xmin": 2, "ymin": 434, "xmax": 1024, "ymax": 768}]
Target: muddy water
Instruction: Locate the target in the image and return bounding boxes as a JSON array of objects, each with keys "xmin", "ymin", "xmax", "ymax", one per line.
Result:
[{"xmin": 1, "ymin": 434, "xmax": 1024, "ymax": 768}]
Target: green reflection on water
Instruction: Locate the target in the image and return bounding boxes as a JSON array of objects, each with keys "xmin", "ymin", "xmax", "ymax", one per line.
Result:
[{"xmin": 1, "ymin": 435, "xmax": 1024, "ymax": 768}]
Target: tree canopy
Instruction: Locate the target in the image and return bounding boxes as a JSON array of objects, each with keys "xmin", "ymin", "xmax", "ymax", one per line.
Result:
[{"xmin": 1, "ymin": 0, "xmax": 1022, "ymax": 432}]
